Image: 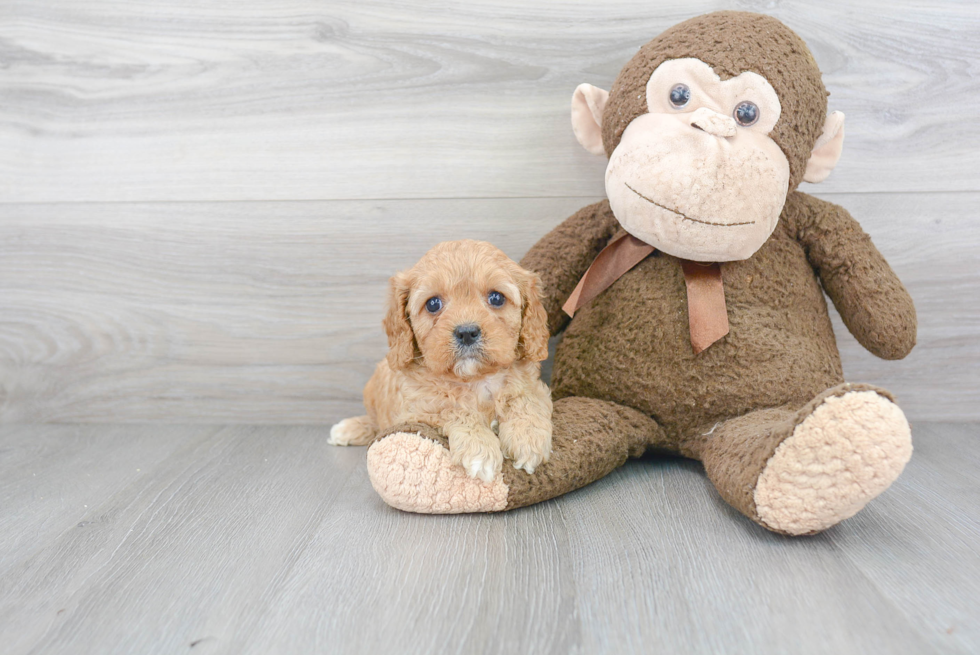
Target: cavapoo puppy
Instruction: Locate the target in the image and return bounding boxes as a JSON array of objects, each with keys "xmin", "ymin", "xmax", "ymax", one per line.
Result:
[{"xmin": 328, "ymin": 239, "xmax": 553, "ymax": 482}]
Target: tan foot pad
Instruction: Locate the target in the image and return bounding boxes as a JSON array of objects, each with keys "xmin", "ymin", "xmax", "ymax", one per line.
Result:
[
  {"xmin": 755, "ymin": 391, "xmax": 913, "ymax": 535},
  {"xmin": 366, "ymin": 432, "xmax": 509, "ymax": 513}
]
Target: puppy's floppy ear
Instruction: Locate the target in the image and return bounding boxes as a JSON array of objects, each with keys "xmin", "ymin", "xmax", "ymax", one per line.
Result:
[
  {"xmin": 517, "ymin": 268, "xmax": 550, "ymax": 362},
  {"xmin": 382, "ymin": 271, "xmax": 417, "ymax": 369}
]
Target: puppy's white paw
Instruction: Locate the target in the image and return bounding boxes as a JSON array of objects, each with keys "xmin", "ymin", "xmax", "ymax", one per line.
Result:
[
  {"xmin": 452, "ymin": 439, "xmax": 504, "ymax": 484},
  {"xmin": 500, "ymin": 425, "xmax": 552, "ymax": 475},
  {"xmin": 511, "ymin": 445, "xmax": 551, "ymax": 475},
  {"xmin": 327, "ymin": 416, "xmax": 376, "ymax": 447},
  {"xmin": 462, "ymin": 450, "xmax": 503, "ymax": 483},
  {"xmin": 512, "ymin": 450, "xmax": 548, "ymax": 475}
]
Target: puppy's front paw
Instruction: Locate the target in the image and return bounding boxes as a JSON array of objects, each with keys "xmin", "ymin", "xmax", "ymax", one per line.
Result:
[
  {"xmin": 451, "ymin": 437, "xmax": 504, "ymax": 484},
  {"xmin": 500, "ymin": 425, "xmax": 552, "ymax": 475},
  {"xmin": 328, "ymin": 416, "xmax": 376, "ymax": 447},
  {"xmin": 512, "ymin": 450, "xmax": 548, "ymax": 475}
]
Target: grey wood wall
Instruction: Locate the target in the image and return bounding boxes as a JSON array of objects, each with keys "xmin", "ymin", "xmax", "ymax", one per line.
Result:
[{"xmin": 1, "ymin": 0, "xmax": 978, "ymax": 423}]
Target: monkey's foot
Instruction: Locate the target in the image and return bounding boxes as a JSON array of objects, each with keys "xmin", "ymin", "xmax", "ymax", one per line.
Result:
[
  {"xmin": 754, "ymin": 390, "xmax": 913, "ymax": 535},
  {"xmin": 367, "ymin": 432, "xmax": 508, "ymax": 513}
]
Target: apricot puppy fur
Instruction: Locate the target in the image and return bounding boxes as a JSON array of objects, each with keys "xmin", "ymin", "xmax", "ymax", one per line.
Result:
[{"xmin": 328, "ymin": 240, "xmax": 553, "ymax": 483}]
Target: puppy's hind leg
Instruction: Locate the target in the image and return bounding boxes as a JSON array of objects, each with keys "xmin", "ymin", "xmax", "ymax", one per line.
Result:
[{"xmin": 328, "ymin": 415, "xmax": 378, "ymax": 446}]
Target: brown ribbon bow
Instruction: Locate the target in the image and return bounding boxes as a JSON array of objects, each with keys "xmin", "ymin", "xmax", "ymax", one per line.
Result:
[{"xmin": 562, "ymin": 233, "xmax": 730, "ymax": 354}]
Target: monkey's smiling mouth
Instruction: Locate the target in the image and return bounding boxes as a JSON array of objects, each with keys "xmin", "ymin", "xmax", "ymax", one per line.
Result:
[{"xmin": 624, "ymin": 182, "xmax": 755, "ymax": 227}]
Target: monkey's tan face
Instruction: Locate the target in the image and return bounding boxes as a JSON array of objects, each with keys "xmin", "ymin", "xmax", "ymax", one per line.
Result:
[{"xmin": 604, "ymin": 58, "xmax": 790, "ymax": 262}]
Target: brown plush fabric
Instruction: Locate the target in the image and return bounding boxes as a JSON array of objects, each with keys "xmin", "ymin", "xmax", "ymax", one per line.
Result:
[
  {"xmin": 601, "ymin": 11, "xmax": 828, "ymax": 191},
  {"xmin": 512, "ymin": 15, "xmax": 915, "ymax": 530},
  {"xmin": 527, "ymin": 198, "xmax": 842, "ymax": 442},
  {"xmin": 373, "ymin": 422, "xmax": 447, "ymax": 447},
  {"xmin": 502, "ymin": 396, "xmax": 667, "ymax": 510},
  {"xmin": 517, "ymin": 191, "xmax": 915, "ymax": 529},
  {"xmin": 523, "ymin": 201, "xmax": 621, "ymax": 336},
  {"xmin": 688, "ymin": 382, "xmax": 895, "ymax": 533},
  {"xmin": 784, "ymin": 192, "xmax": 917, "ymax": 359},
  {"xmin": 372, "ymin": 401, "xmax": 666, "ymax": 513}
]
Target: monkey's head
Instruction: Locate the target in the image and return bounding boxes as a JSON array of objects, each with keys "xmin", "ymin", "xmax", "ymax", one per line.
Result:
[{"xmin": 572, "ymin": 12, "xmax": 845, "ymax": 262}]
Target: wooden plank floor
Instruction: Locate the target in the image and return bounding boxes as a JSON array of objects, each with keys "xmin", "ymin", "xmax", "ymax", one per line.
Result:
[{"xmin": 1, "ymin": 422, "xmax": 977, "ymax": 654}]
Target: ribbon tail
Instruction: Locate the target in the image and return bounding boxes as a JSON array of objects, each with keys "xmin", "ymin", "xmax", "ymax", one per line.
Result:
[
  {"xmin": 681, "ymin": 261, "xmax": 729, "ymax": 354},
  {"xmin": 562, "ymin": 276, "xmax": 587, "ymax": 317}
]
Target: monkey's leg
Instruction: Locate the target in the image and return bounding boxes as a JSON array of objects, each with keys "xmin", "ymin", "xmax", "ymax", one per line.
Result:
[
  {"xmin": 365, "ymin": 397, "xmax": 665, "ymax": 514},
  {"xmin": 686, "ymin": 383, "xmax": 913, "ymax": 536}
]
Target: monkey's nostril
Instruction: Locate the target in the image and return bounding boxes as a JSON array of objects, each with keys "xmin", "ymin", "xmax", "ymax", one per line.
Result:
[{"xmin": 454, "ymin": 324, "xmax": 481, "ymax": 346}]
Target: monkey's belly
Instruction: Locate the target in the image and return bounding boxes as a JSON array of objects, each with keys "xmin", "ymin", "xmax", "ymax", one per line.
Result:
[{"xmin": 550, "ymin": 249, "xmax": 844, "ymax": 442}]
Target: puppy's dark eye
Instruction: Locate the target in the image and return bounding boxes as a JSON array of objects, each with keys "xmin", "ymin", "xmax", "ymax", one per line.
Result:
[
  {"xmin": 734, "ymin": 101, "xmax": 760, "ymax": 126},
  {"xmin": 425, "ymin": 297, "xmax": 443, "ymax": 313},
  {"xmin": 487, "ymin": 291, "xmax": 505, "ymax": 308}
]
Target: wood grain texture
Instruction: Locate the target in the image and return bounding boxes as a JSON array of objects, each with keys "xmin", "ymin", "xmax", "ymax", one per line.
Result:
[
  {"xmin": 2, "ymin": 193, "xmax": 976, "ymax": 423},
  {"xmin": 0, "ymin": 424, "xmax": 208, "ymax": 571},
  {"xmin": 830, "ymin": 423, "xmax": 980, "ymax": 654},
  {"xmin": 0, "ymin": 425, "xmax": 365, "ymax": 655},
  {"xmin": 0, "ymin": 422, "xmax": 976, "ymax": 654},
  {"xmin": 1, "ymin": 0, "xmax": 978, "ymax": 202},
  {"xmin": 0, "ymin": 197, "xmax": 577, "ymax": 423}
]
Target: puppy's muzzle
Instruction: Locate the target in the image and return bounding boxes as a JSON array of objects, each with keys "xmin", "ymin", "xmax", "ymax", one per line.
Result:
[{"xmin": 454, "ymin": 324, "xmax": 482, "ymax": 347}]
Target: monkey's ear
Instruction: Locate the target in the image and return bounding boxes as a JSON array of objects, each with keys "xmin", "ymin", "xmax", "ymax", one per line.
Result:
[
  {"xmin": 382, "ymin": 271, "xmax": 417, "ymax": 369},
  {"xmin": 803, "ymin": 111, "xmax": 845, "ymax": 184},
  {"xmin": 571, "ymin": 83, "xmax": 609, "ymax": 156}
]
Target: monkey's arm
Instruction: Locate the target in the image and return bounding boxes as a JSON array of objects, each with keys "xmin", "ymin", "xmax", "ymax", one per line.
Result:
[
  {"xmin": 788, "ymin": 192, "xmax": 916, "ymax": 360},
  {"xmin": 520, "ymin": 199, "xmax": 621, "ymax": 335}
]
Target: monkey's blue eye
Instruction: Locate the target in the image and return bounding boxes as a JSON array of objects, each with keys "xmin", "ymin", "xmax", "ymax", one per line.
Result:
[
  {"xmin": 425, "ymin": 297, "xmax": 443, "ymax": 313},
  {"xmin": 488, "ymin": 291, "xmax": 505, "ymax": 307},
  {"xmin": 669, "ymin": 84, "xmax": 691, "ymax": 108},
  {"xmin": 734, "ymin": 101, "xmax": 760, "ymax": 126}
]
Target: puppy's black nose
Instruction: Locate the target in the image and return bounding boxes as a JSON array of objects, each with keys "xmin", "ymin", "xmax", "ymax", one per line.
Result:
[{"xmin": 454, "ymin": 324, "xmax": 481, "ymax": 346}]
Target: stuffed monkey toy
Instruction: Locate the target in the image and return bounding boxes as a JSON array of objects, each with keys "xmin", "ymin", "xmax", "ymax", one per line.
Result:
[{"xmin": 363, "ymin": 11, "xmax": 916, "ymax": 535}]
